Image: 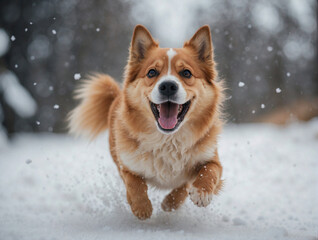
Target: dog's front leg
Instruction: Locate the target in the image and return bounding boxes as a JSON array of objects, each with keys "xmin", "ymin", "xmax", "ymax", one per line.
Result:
[
  {"xmin": 121, "ymin": 169, "xmax": 152, "ymax": 220},
  {"xmin": 189, "ymin": 150, "xmax": 223, "ymax": 207}
]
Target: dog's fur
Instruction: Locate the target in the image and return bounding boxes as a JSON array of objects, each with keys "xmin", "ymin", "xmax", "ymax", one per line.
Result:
[{"xmin": 69, "ymin": 25, "xmax": 224, "ymax": 220}]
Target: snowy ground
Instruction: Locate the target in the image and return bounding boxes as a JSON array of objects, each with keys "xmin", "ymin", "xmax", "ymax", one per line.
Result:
[{"xmin": 0, "ymin": 120, "xmax": 317, "ymax": 240}]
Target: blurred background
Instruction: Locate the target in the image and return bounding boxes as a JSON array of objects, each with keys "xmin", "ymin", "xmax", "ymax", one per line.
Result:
[{"xmin": 0, "ymin": 0, "xmax": 317, "ymax": 137}]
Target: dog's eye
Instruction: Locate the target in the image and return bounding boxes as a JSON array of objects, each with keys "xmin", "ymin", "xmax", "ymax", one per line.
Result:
[
  {"xmin": 147, "ymin": 69, "xmax": 158, "ymax": 78},
  {"xmin": 180, "ymin": 69, "xmax": 192, "ymax": 78}
]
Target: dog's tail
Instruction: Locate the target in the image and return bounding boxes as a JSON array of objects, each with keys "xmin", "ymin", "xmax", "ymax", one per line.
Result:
[{"xmin": 68, "ymin": 74, "xmax": 121, "ymax": 139}]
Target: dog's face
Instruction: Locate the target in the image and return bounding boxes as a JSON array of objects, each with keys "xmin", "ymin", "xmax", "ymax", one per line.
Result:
[{"xmin": 124, "ymin": 25, "xmax": 219, "ymax": 135}]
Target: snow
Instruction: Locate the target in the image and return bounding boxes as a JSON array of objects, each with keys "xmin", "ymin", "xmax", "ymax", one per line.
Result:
[
  {"xmin": 238, "ymin": 82, "xmax": 245, "ymax": 87},
  {"xmin": 0, "ymin": 71, "xmax": 37, "ymax": 118},
  {"xmin": 74, "ymin": 73, "xmax": 81, "ymax": 80},
  {"xmin": 53, "ymin": 104, "xmax": 60, "ymax": 109},
  {"xmin": 0, "ymin": 28, "xmax": 10, "ymax": 57},
  {"xmin": 267, "ymin": 46, "xmax": 273, "ymax": 52},
  {"xmin": 252, "ymin": 2, "xmax": 282, "ymax": 34},
  {"xmin": 0, "ymin": 120, "xmax": 317, "ymax": 240},
  {"xmin": 261, "ymin": 104, "xmax": 265, "ymax": 109},
  {"xmin": 276, "ymin": 88, "xmax": 282, "ymax": 93},
  {"xmin": 10, "ymin": 35, "xmax": 16, "ymax": 41},
  {"xmin": 289, "ymin": 0, "xmax": 316, "ymax": 34},
  {"xmin": 52, "ymin": 29, "xmax": 57, "ymax": 35}
]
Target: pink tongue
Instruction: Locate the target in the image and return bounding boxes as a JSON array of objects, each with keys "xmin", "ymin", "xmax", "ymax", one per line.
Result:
[{"xmin": 158, "ymin": 102, "xmax": 179, "ymax": 129}]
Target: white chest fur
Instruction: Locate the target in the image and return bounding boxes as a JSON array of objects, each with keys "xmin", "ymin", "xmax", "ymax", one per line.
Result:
[{"xmin": 119, "ymin": 131, "xmax": 216, "ymax": 189}]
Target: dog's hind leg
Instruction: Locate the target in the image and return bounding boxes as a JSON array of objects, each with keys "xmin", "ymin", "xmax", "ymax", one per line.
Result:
[
  {"xmin": 121, "ymin": 169, "xmax": 153, "ymax": 220},
  {"xmin": 161, "ymin": 183, "xmax": 189, "ymax": 212}
]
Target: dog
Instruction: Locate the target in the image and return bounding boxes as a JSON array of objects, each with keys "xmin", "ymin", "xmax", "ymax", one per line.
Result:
[{"xmin": 69, "ymin": 25, "xmax": 224, "ymax": 220}]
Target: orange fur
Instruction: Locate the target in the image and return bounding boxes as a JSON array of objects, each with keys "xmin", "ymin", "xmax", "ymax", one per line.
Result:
[
  {"xmin": 69, "ymin": 25, "xmax": 224, "ymax": 220},
  {"xmin": 68, "ymin": 74, "xmax": 121, "ymax": 139}
]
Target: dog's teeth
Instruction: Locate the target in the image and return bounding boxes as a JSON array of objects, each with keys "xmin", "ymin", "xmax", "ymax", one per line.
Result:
[{"xmin": 178, "ymin": 105, "xmax": 183, "ymax": 113}]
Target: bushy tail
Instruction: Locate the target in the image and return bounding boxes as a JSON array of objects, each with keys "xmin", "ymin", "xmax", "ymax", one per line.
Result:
[{"xmin": 68, "ymin": 74, "xmax": 121, "ymax": 138}]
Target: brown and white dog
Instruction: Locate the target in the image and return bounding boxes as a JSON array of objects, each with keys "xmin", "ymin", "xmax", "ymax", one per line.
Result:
[{"xmin": 69, "ymin": 25, "xmax": 224, "ymax": 220}]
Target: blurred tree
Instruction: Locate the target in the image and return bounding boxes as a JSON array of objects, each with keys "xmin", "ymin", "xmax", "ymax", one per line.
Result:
[{"xmin": 0, "ymin": 0, "xmax": 133, "ymax": 134}]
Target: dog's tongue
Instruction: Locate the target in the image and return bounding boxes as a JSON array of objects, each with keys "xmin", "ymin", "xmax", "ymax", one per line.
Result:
[{"xmin": 158, "ymin": 102, "xmax": 179, "ymax": 129}]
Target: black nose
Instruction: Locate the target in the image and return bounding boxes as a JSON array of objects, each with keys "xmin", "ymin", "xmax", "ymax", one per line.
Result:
[{"xmin": 158, "ymin": 81, "xmax": 178, "ymax": 97}]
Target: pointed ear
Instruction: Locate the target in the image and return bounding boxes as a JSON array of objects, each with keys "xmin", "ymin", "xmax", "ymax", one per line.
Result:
[
  {"xmin": 184, "ymin": 25, "xmax": 213, "ymax": 64},
  {"xmin": 130, "ymin": 25, "xmax": 158, "ymax": 62}
]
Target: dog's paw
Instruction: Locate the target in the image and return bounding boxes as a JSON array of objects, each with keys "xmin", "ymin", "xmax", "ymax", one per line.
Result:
[
  {"xmin": 189, "ymin": 186, "xmax": 213, "ymax": 207},
  {"xmin": 161, "ymin": 184, "xmax": 189, "ymax": 212},
  {"xmin": 131, "ymin": 199, "xmax": 153, "ymax": 220},
  {"xmin": 161, "ymin": 196, "xmax": 174, "ymax": 212}
]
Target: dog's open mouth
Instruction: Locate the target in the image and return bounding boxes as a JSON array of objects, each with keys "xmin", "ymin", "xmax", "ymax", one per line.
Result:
[{"xmin": 150, "ymin": 101, "xmax": 191, "ymax": 132}]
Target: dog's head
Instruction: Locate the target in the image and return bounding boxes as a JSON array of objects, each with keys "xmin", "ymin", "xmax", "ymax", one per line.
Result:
[{"xmin": 123, "ymin": 25, "xmax": 222, "ymax": 135}]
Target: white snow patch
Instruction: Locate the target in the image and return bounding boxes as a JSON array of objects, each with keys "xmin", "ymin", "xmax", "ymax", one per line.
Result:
[
  {"xmin": 0, "ymin": 121, "xmax": 317, "ymax": 239},
  {"xmin": 267, "ymin": 46, "xmax": 273, "ymax": 52},
  {"xmin": 252, "ymin": 2, "xmax": 282, "ymax": 34},
  {"xmin": 238, "ymin": 82, "xmax": 245, "ymax": 87},
  {"xmin": 74, "ymin": 73, "xmax": 81, "ymax": 80},
  {"xmin": 0, "ymin": 28, "xmax": 10, "ymax": 57},
  {"xmin": 0, "ymin": 71, "xmax": 37, "ymax": 118}
]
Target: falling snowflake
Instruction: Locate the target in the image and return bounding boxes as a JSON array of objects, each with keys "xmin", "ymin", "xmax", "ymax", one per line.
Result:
[
  {"xmin": 267, "ymin": 46, "xmax": 273, "ymax": 52},
  {"xmin": 276, "ymin": 88, "xmax": 282, "ymax": 93},
  {"xmin": 286, "ymin": 72, "xmax": 291, "ymax": 77},
  {"xmin": 96, "ymin": 28, "xmax": 100, "ymax": 32},
  {"xmin": 261, "ymin": 104, "xmax": 265, "ymax": 109},
  {"xmin": 238, "ymin": 82, "xmax": 245, "ymax": 87},
  {"xmin": 36, "ymin": 121, "xmax": 40, "ymax": 125},
  {"xmin": 74, "ymin": 73, "xmax": 81, "ymax": 80},
  {"xmin": 11, "ymin": 35, "xmax": 16, "ymax": 41},
  {"xmin": 53, "ymin": 104, "xmax": 59, "ymax": 109},
  {"xmin": 52, "ymin": 29, "xmax": 57, "ymax": 35}
]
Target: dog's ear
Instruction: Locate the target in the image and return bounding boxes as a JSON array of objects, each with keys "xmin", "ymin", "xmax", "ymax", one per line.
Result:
[
  {"xmin": 184, "ymin": 25, "xmax": 216, "ymax": 81},
  {"xmin": 184, "ymin": 25, "xmax": 213, "ymax": 64},
  {"xmin": 130, "ymin": 25, "xmax": 158, "ymax": 62}
]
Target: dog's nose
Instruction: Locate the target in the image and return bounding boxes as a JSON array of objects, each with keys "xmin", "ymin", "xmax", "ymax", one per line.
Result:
[{"xmin": 159, "ymin": 81, "xmax": 178, "ymax": 97}]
